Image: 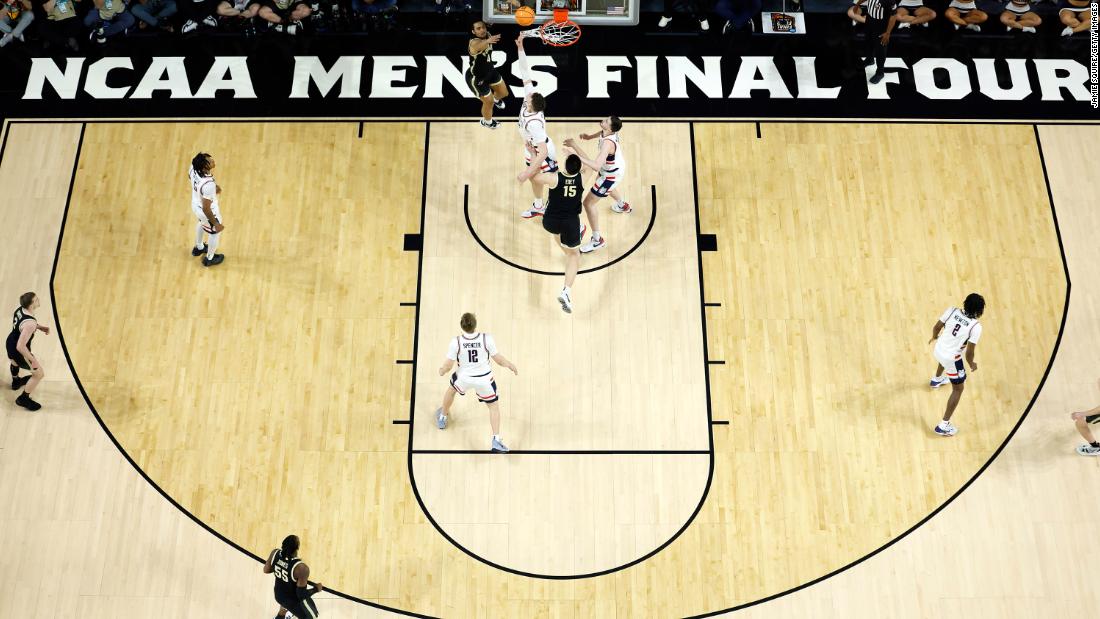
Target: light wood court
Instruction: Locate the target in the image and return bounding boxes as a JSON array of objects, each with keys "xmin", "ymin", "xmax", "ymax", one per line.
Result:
[
  {"xmin": 412, "ymin": 122, "xmax": 709, "ymax": 577},
  {"xmin": 3, "ymin": 120, "xmax": 1093, "ymax": 618}
]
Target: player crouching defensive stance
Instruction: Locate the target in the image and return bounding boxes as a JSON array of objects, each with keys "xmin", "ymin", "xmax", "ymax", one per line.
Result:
[{"xmin": 436, "ymin": 312, "xmax": 518, "ymax": 453}]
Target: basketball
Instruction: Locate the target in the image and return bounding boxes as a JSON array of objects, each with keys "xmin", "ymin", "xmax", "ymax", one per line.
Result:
[{"xmin": 515, "ymin": 6, "xmax": 535, "ymax": 27}]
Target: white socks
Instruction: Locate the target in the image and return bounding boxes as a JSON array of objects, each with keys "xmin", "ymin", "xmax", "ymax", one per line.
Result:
[{"xmin": 195, "ymin": 223, "xmax": 206, "ymax": 249}]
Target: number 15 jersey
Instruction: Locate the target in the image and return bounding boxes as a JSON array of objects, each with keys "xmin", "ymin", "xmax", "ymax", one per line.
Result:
[
  {"xmin": 447, "ymin": 332, "xmax": 498, "ymax": 378},
  {"xmin": 934, "ymin": 307, "xmax": 982, "ymax": 359}
]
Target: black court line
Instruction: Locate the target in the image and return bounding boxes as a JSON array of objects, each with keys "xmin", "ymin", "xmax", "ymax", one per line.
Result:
[
  {"xmin": 756, "ymin": 122, "xmax": 762, "ymax": 139},
  {"xmin": 711, "ymin": 421, "xmax": 730, "ymax": 426},
  {"xmin": 687, "ymin": 127, "xmax": 1072, "ymax": 618},
  {"xmin": 357, "ymin": 121, "xmax": 363, "ymax": 138},
  {"xmin": 463, "ymin": 184, "xmax": 658, "ymax": 276},
  {"xmin": 403, "ymin": 233, "xmax": 421, "ymax": 251},
  {"xmin": 413, "ymin": 449, "xmax": 710, "ymax": 455},
  {"xmin": 395, "ymin": 360, "xmax": 413, "ymax": 365},
  {"xmin": 392, "ymin": 420, "xmax": 411, "ymax": 425},
  {"xmin": 399, "ymin": 302, "xmax": 416, "ymax": 307},
  {"xmin": 707, "ymin": 360, "xmax": 725, "ymax": 365},
  {"xmin": 704, "ymin": 302, "xmax": 721, "ymax": 307},
  {"xmin": 38, "ymin": 120, "xmax": 434, "ymax": 619}
]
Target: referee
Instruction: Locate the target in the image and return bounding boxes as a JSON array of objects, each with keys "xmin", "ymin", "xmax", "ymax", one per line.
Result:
[{"xmin": 858, "ymin": 0, "xmax": 898, "ymax": 84}]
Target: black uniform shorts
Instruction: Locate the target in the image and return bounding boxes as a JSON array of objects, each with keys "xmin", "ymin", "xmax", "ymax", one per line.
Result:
[
  {"xmin": 466, "ymin": 68, "xmax": 503, "ymax": 98},
  {"xmin": 542, "ymin": 214, "xmax": 582, "ymax": 249}
]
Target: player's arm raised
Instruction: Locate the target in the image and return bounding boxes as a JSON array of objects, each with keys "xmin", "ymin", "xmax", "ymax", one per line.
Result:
[
  {"xmin": 491, "ymin": 353, "xmax": 518, "ymax": 375},
  {"xmin": 469, "ymin": 32, "xmax": 500, "ymax": 55},
  {"xmin": 927, "ymin": 320, "xmax": 945, "ymax": 344},
  {"xmin": 562, "ymin": 138, "xmax": 608, "ymax": 173},
  {"xmin": 263, "ymin": 549, "xmax": 277, "ymax": 574}
]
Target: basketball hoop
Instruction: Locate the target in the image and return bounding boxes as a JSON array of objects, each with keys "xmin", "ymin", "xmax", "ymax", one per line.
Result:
[{"xmin": 519, "ymin": 8, "xmax": 581, "ymax": 47}]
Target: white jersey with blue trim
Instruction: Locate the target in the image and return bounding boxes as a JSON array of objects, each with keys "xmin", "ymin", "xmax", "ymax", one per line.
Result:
[
  {"xmin": 189, "ymin": 166, "xmax": 218, "ymax": 212},
  {"xmin": 598, "ymin": 132, "xmax": 625, "ymax": 174},
  {"xmin": 934, "ymin": 307, "xmax": 983, "ymax": 358},
  {"xmin": 447, "ymin": 332, "xmax": 499, "ymax": 379}
]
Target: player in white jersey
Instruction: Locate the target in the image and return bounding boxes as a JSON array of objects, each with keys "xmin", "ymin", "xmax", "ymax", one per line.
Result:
[
  {"xmin": 563, "ymin": 116, "xmax": 629, "ymax": 254},
  {"xmin": 513, "ymin": 36, "xmax": 560, "ymax": 220},
  {"xmin": 188, "ymin": 152, "xmax": 225, "ymax": 267},
  {"xmin": 927, "ymin": 293, "xmax": 985, "ymax": 436},
  {"xmin": 435, "ymin": 312, "xmax": 518, "ymax": 453}
]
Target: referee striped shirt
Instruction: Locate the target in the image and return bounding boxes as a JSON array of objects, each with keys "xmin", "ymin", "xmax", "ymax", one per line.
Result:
[{"xmin": 864, "ymin": 0, "xmax": 896, "ymax": 20}]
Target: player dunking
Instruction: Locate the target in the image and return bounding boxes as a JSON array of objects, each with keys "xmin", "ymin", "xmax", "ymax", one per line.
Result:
[
  {"xmin": 189, "ymin": 152, "xmax": 225, "ymax": 267},
  {"xmin": 927, "ymin": 293, "xmax": 985, "ymax": 436},
  {"xmin": 263, "ymin": 534, "xmax": 322, "ymax": 619},
  {"xmin": 513, "ymin": 36, "xmax": 559, "ymax": 219},
  {"xmin": 563, "ymin": 116, "xmax": 629, "ymax": 254},
  {"xmin": 435, "ymin": 312, "xmax": 518, "ymax": 453},
  {"xmin": 527, "ymin": 154, "xmax": 585, "ymax": 313},
  {"xmin": 467, "ymin": 20, "xmax": 508, "ymax": 129}
]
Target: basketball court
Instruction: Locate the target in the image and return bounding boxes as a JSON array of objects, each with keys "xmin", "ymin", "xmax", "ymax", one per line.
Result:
[{"xmin": 2, "ymin": 0, "xmax": 1098, "ymax": 615}]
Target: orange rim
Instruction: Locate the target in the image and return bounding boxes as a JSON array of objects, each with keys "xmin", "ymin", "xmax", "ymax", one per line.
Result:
[{"xmin": 552, "ymin": 8, "xmax": 568, "ymax": 22}]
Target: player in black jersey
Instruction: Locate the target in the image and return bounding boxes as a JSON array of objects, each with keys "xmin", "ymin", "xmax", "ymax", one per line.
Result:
[
  {"xmin": 6, "ymin": 292, "xmax": 49, "ymax": 411},
  {"xmin": 264, "ymin": 534, "xmax": 323, "ymax": 619},
  {"xmin": 527, "ymin": 154, "xmax": 585, "ymax": 313},
  {"xmin": 467, "ymin": 20, "xmax": 508, "ymax": 129}
]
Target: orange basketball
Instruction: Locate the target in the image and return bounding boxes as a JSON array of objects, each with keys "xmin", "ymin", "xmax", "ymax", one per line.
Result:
[{"xmin": 515, "ymin": 6, "xmax": 535, "ymax": 27}]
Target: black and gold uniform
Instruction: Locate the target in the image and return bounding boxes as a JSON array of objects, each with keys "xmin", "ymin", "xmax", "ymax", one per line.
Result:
[
  {"xmin": 271, "ymin": 549, "xmax": 319, "ymax": 619},
  {"xmin": 541, "ymin": 170, "xmax": 584, "ymax": 248},
  {"xmin": 465, "ymin": 34, "xmax": 504, "ymax": 98},
  {"xmin": 6, "ymin": 306, "xmax": 35, "ymax": 370}
]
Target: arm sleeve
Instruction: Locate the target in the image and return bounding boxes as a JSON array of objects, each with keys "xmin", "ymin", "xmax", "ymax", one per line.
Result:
[
  {"xmin": 485, "ymin": 334, "xmax": 499, "ymax": 356},
  {"xmin": 968, "ymin": 323, "xmax": 982, "ymax": 345},
  {"xmin": 938, "ymin": 307, "xmax": 954, "ymax": 323},
  {"xmin": 517, "ymin": 50, "xmax": 535, "ymax": 97},
  {"xmin": 446, "ymin": 337, "xmax": 459, "ymax": 361}
]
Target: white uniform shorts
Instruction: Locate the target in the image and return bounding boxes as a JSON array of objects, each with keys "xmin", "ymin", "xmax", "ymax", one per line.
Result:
[
  {"xmin": 934, "ymin": 349, "xmax": 967, "ymax": 384},
  {"xmin": 192, "ymin": 203, "xmax": 222, "ymax": 234},
  {"xmin": 591, "ymin": 167, "xmax": 623, "ymax": 198},
  {"xmin": 523, "ymin": 138, "xmax": 559, "ymax": 173},
  {"xmin": 450, "ymin": 371, "xmax": 499, "ymax": 403}
]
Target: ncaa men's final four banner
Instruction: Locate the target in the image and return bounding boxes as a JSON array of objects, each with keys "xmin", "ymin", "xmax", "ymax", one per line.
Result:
[{"xmin": 2, "ymin": 24, "xmax": 1096, "ymax": 121}]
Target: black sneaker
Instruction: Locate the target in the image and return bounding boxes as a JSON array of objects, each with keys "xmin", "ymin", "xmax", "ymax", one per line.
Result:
[
  {"xmin": 480, "ymin": 119, "xmax": 500, "ymax": 130},
  {"xmin": 191, "ymin": 243, "xmax": 207, "ymax": 257},
  {"xmin": 202, "ymin": 254, "xmax": 225, "ymax": 267},
  {"xmin": 869, "ymin": 71, "xmax": 885, "ymax": 84},
  {"xmin": 15, "ymin": 392, "xmax": 41, "ymax": 411},
  {"xmin": 12, "ymin": 375, "xmax": 29, "ymax": 391}
]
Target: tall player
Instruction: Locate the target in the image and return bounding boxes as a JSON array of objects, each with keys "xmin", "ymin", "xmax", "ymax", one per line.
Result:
[
  {"xmin": 467, "ymin": 21, "xmax": 507, "ymax": 129},
  {"xmin": 563, "ymin": 116, "xmax": 629, "ymax": 254},
  {"xmin": 436, "ymin": 312, "xmax": 518, "ymax": 452},
  {"xmin": 527, "ymin": 154, "xmax": 585, "ymax": 313},
  {"xmin": 189, "ymin": 152, "xmax": 225, "ymax": 267},
  {"xmin": 7, "ymin": 291, "xmax": 49, "ymax": 412},
  {"xmin": 263, "ymin": 534, "xmax": 322, "ymax": 619},
  {"xmin": 513, "ymin": 36, "xmax": 558, "ymax": 219},
  {"xmin": 927, "ymin": 293, "xmax": 985, "ymax": 436}
]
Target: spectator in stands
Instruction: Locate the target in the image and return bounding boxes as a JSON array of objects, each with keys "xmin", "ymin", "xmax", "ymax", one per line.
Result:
[
  {"xmin": 657, "ymin": 0, "xmax": 710, "ymax": 32},
  {"xmin": 715, "ymin": 0, "xmax": 760, "ymax": 34},
  {"xmin": 0, "ymin": 0, "xmax": 33, "ymax": 47},
  {"xmin": 131, "ymin": 0, "xmax": 178, "ymax": 30},
  {"xmin": 84, "ymin": 0, "xmax": 136, "ymax": 44},
  {"xmin": 352, "ymin": 0, "xmax": 396, "ymax": 31},
  {"xmin": 258, "ymin": 0, "xmax": 311, "ymax": 34},
  {"xmin": 181, "ymin": 0, "xmax": 219, "ymax": 33},
  {"xmin": 944, "ymin": 0, "xmax": 987, "ymax": 31},
  {"xmin": 1001, "ymin": 0, "xmax": 1039, "ymax": 32},
  {"xmin": 1059, "ymin": 0, "xmax": 1092, "ymax": 36},
  {"xmin": 895, "ymin": 0, "xmax": 935, "ymax": 28},
  {"xmin": 36, "ymin": 0, "xmax": 81, "ymax": 50},
  {"xmin": 217, "ymin": 0, "xmax": 261, "ymax": 34}
]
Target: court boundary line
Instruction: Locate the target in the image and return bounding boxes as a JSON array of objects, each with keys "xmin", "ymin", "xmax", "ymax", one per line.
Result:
[
  {"xmin": 462, "ymin": 183, "xmax": 658, "ymax": 276},
  {"xmin": 12, "ymin": 118, "xmax": 1071, "ymax": 619}
]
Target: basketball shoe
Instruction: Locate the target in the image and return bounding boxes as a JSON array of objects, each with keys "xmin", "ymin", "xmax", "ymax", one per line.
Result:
[
  {"xmin": 580, "ymin": 236, "xmax": 605, "ymax": 254},
  {"xmin": 557, "ymin": 288, "xmax": 573, "ymax": 313},
  {"xmin": 1076, "ymin": 444, "xmax": 1100, "ymax": 456},
  {"xmin": 192, "ymin": 243, "xmax": 208, "ymax": 257},
  {"xmin": 491, "ymin": 436, "xmax": 510, "ymax": 453},
  {"xmin": 480, "ymin": 119, "xmax": 500, "ymax": 130},
  {"xmin": 934, "ymin": 421, "xmax": 957, "ymax": 437},
  {"xmin": 521, "ymin": 202, "xmax": 546, "ymax": 218},
  {"xmin": 929, "ymin": 376, "xmax": 948, "ymax": 388},
  {"xmin": 435, "ymin": 407, "xmax": 447, "ymax": 430},
  {"xmin": 611, "ymin": 201, "xmax": 632, "ymax": 213}
]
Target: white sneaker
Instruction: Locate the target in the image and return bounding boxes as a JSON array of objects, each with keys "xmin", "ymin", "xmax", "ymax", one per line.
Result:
[
  {"xmin": 579, "ymin": 236, "xmax": 606, "ymax": 254},
  {"xmin": 699, "ymin": 18, "xmax": 709, "ymax": 31},
  {"xmin": 203, "ymin": 15, "xmax": 218, "ymax": 28},
  {"xmin": 934, "ymin": 422, "xmax": 958, "ymax": 437},
  {"xmin": 182, "ymin": 19, "xmax": 198, "ymax": 33},
  {"xmin": 929, "ymin": 376, "xmax": 948, "ymax": 389},
  {"xmin": 557, "ymin": 289, "xmax": 573, "ymax": 314},
  {"xmin": 1022, "ymin": 26, "xmax": 1036, "ymax": 33},
  {"xmin": 897, "ymin": 21, "xmax": 910, "ymax": 29},
  {"xmin": 1061, "ymin": 26, "xmax": 1074, "ymax": 36},
  {"xmin": 965, "ymin": 24, "xmax": 981, "ymax": 32},
  {"xmin": 521, "ymin": 204, "xmax": 545, "ymax": 219},
  {"xmin": 480, "ymin": 119, "xmax": 500, "ymax": 130},
  {"xmin": 1076, "ymin": 444, "xmax": 1100, "ymax": 456},
  {"xmin": 658, "ymin": 16, "xmax": 671, "ymax": 28},
  {"xmin": 611, "ymin": 201, "xmax": 632, "ymax": 214}
]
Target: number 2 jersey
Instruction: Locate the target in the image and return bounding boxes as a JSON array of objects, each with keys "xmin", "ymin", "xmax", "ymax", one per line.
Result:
[
  {"xmin": 934, "ymin": 307, "xmax": 982, "ymax": 360},
  {"xmin": 447, "ymin": 332, "xmax": 498, "ymax": 379}
]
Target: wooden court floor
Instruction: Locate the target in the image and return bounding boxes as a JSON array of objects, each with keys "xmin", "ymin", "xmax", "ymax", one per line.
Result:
[{"xmin": 1, "ymin": 120, "xmax": 1096, "ymax": 618}]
